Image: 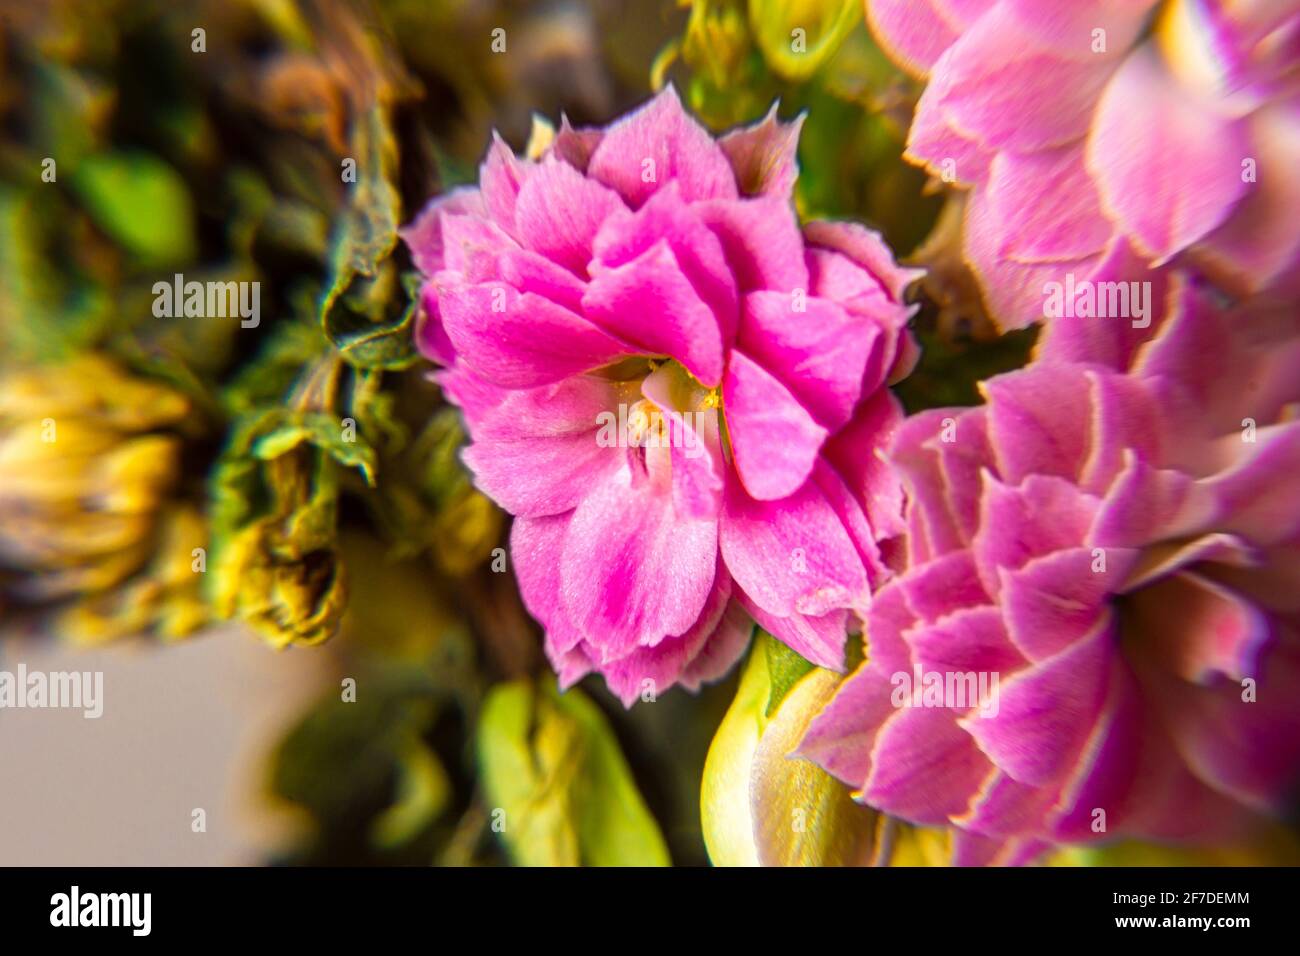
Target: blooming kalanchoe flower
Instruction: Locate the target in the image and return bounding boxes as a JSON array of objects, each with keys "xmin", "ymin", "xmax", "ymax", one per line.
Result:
[
  {"xmin": 867, "ymin": 0, "xmax": 1300, "ymax": 325},
  {"xmin": 403, "ymin": 87, "xmax": 919, "ymax": 704},
  {"xmin": 800, "ymin": 277, "xmax": 1300, "ymax": 864}
]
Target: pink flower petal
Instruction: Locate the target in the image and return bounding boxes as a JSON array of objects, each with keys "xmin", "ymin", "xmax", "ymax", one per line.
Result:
[
  {"xmin": 865, "ymin": 0, "xmax": 962, "ymax": 78},
  {"xmin": 461, "ymin": 376, "xmax": 626, "ymax": 517},
  {"xmin": 803, "ymin": 220, "xmax": 923, "ymax": 304},
  {"xmin": 697, "ymin": 196, "xmax": 810, "ymax": 293},
  {"xmin": 986, "ymin": 146, "xmax": 1113, "ymax": 263},
  {"xmin": 1002, "ymin": 0, "xmax": 1156, "ymax": 58},
  {"xmin": 905, "ymin": 87, "xmax": 994, "ymax": 185},
  {"xmin": 479, "ymin": 132, "xmax": 532, "ymax": 236},
  {"xmin": 718, "ymin": 102, "xmax": 805, "ymax": 198},
  {"xmin": 983, "ymin": 365, "xmax": 1094, "ymax": 485},
  {"xmin": 437, "ymin": 276, "xmax": 632, "ymax": 388},
  {"xmin": 1092, "ymin": 450, "xmax": 1216, "ymax": 548},
  {"xmin": 960, "ymin": 619, "xmax": 1111, "ymax": 786},
  {"xmin": 821, "ymin": 389, "xmax": 907, "ymax": 540},
  {"xmin": 513, "ymin": 156, "xmax": 627, "ymax": 276},
  {"xmin": 1087, "ymin": 47, "xmax": 1250, "ymax": 263},
  {"xmin": 907, "ymin": 604, "xmax": 1028, "ymax": 679},
  {"xmin": 798, "ymin": 583, "xmax": 921, "ymax": 783},
  {"xmin": 551, "ymin": 113, "xmax": 602, "ymax": 172},
  {"xmin": 587, "ymin": 85, "xmax": 739, "ymax": 207},
  {"xmin": 1129, "ymin": 626, "xmax": 1300, "ymax": 817},
  {"xmin": 741, "ymin": 595, "xmax": 849, "ymax": 671},
  {"xmin": 1079, "ymin": 369, "xmax": 1164, "ymax": 493},
  {"xmin": 1193, "ymin": 102, "xmax": 1300, "ymax": 292},
  {"xmin": 593, "ymin": 182, "xmax": 739, "ymax": 342},
  {"xmin": 896, "ymin": 550, "xmax": 992, "ymax": 624},
  {"xmin": 559, "ymin": 457, "xmax": 719, "ymax": 660},
  {"xmin": 932, "ymin": 13, "xmax": 1118, "ymax": 152},
  {"xmin": 1046, "ymin": 655, "xmax": 1143, "ymax": 841},
  {"xmin": 596, "ymin": 563, "xmax": 736, "ymax": 706},
  {"xmin": 416, "ymin": 282, "xmax": 456, "ymax": 366},
  {"xmin": 680, "ymin": 597, "xmax": 755, "ymax": 690},
  {"xmin": 963, "ymin": 186, "xmax": 1105, "ymax": 331},
  {"xmin": 720, "ymin": 467, "xmax": 870, "ymax": 619},
  {"xmin": 999, "ymin": 547, "xmax": 1121, "ymax": 662},
  {"xmin": 400, "ymin": 186, "xmax": 485, "ymax": 274},
  {"xmin": 439, "ymin": 211, "xmax": 517, "ymax": 277},
  {"xmin": 972, "ymin": 473, "xmax": 1099, "ymax": 598},
  {"xmin": 890, "ymin": 410, "xmax": 968, "ymax": 557},
  {"xmin": 583, "ymin": 239, "xmax": 726, "ymax": 386},
  {"xmin": 1126, "ymin": 570, "xmax": 1272, "ymax": 684},
  {"xmin": 863, "ymin": 706, "xmax": 993, "ymax": 824},
  {"xmin": 513, "ymin": 512, "xmax": 585, "ymax": 655},
  {"xmin": 723, "ymin": 349, "xmax": 828, "ymax": 500},
  {"xmin": 737, "ymin": 290, "xmax": 874, "ymax": 431}
]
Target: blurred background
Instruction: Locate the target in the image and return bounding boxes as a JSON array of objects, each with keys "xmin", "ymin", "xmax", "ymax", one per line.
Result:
[{"xmin": 0, "ymin": 0, "xmax": 1054, "ymax": 866}]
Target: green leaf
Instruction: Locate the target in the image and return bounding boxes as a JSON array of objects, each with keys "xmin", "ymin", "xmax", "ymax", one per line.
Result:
[
  {"xmin": 71, "ymin": 151, "xmax": 196, "ymax": 266},
  {"xmin": 763, "ymin": 632, "xmax": 814, "ymax": 717},
  {"xmin": 555, "ymin": 682, "xmax": 672, "ymax": 868},
  {"xmin": 0, "ymin": 186, "xmax": 113, "ymax": 359},
  {"xmin": 477, "ymin": 679, "xmax": 671, "ymax": 867}
]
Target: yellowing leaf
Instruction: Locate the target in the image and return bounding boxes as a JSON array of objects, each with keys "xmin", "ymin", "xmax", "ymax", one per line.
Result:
[{"xmin": 478, "ymin": 679, "xmax": 670, "ymax": 867}]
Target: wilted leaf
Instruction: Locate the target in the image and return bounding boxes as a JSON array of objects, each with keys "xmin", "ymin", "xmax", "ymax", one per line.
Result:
[
  {"xmin": 318, "ymin": 105, "xmax": 417, "ymax": 370},
  {"xmin": 251, "ymin": 411, "xmax": 377, "ymax": 487}
]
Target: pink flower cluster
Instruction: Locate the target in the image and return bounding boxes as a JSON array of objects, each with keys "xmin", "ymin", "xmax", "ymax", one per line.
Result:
[
  {"xmin": 406, "ymin": 36, "xmax": 1300, "ymax": 860},
  {"xmin": 403, "ymin": 87, "xmax": 917, "ymax": 705},
  {"xmin": 783, "ymin": 1, "xmax": 1300, "ymax": 863},
  {"xmin": 801, "ymin": 281, "xmax": 1300, "ymax": 863},
  {"xmin": 868, "ymin": 0, "xmax": 1300, "ymax": 326}
]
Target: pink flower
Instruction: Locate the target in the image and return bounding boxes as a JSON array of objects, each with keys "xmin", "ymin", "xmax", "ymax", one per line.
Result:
[
  {"xmin": 403, "ymin": 88, "xmax": 918, "ymax": 705},
  {"xmin": 800, "ymin": 276, "xmax": 1300, "ymax": 864},
  {"xmin": 866, "ymin": 0, "xmax": 1300, "ymax": 326}
]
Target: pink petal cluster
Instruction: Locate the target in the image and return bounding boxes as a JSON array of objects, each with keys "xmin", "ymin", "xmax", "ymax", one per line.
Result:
[
  {"xmin": 403, "ymin": 88, "xmax": 918, "ymax": 705},
  {"xmin": 800, "ymin": 279, "xmax": 1300, "ymax": 864},
  {"xmin": 867, "ymin": 0, "xmax": 1300, "ymax": 325}
]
